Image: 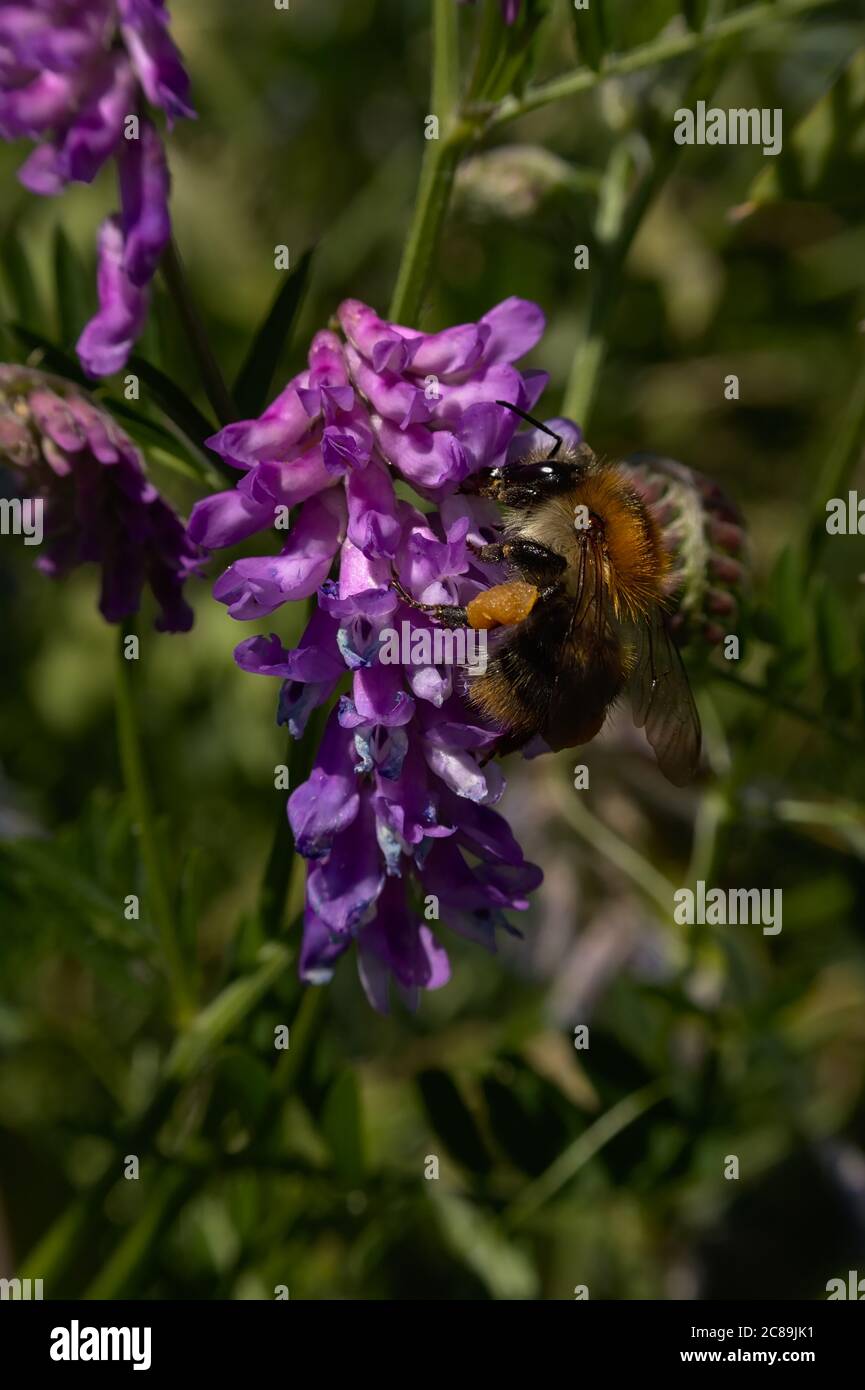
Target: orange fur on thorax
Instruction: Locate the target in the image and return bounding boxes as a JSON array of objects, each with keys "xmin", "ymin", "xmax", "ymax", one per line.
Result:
[{"xmin": 574, "ymin": 467, "xmax": 668, "ymax": 620}]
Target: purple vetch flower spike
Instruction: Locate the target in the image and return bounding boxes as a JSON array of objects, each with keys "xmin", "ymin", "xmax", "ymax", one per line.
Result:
[
  {"xmin": 0, "ymin": 0, "xmax": 194, "ymax": 376},
  {"xmin": 0, "ymin": 364, "xmax": 202, "ymax": 630},
  {"xmin": 200, "ymin": 297, "xmax": 548, "ymax": 1010}
]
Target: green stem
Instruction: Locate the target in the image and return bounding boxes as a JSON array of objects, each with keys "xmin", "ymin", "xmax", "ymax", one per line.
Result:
[
  {"xmin": 562, "ymin": 140, "xmax": 636, "ymax": 426},
  {"xmin": 388, "ymin": 0, "xmax": 469, "ymax": 324},
  {"xmin": 504, "ymin": 1082, "xmax": 669, "ymax": 1229},
  {"xmin": 116, "ymin": 621, "xmax": 193, "ymax": 1024},
  {"xmin": 161, "ymin": 238, "xmax": 237, "ymax": 426},
  {"xmin": 710, "ymin": 667, "xmax": 858, "ymax": 747},
  {"xmin": 563, "ymin": 50, "xmax": 722, "ymax": 426},
  {"xmin": 432, "ymin": 0, "xmax": 460, "ymax": 121},
  {"xmin": 485, "ymin": 0, "xmax": 840, "ymax": 131},
  {"xmin": 21, "ymin": 944, "xmax": 295, "ymax": 1293},
  {"xmin": 551, "ymin": 782, "xmax": 676, "ymax": 916},
  {"xmin": 83, "ymin": 1167, "xmax": 193, "ymax": 1300},
  {"xmin": 19, "ymin": 1079, "xmax": 181, "ymax": 1290},
  {"xmin": 272, "ymin": 982, "xmax": 327, "ymax": 1097}
]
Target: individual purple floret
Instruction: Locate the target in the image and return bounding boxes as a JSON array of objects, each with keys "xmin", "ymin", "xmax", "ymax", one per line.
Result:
[
  {"xmin": 0, "ymin": 0, "xmax": 193, "ymax": 377},
  {"xmin": 191, "ymin": 297, "xmax": 547, "ymax": 1010},
  {"xmin": 0, "ymin": 364, "xmax": 200, "ymax": 630}
]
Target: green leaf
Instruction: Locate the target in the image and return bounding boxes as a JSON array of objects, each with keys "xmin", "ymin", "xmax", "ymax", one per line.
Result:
[
  {"xmin": 321, "ymin": 1071, "xmax": 366, "ymax": 1183},
  {"xmin": 681, "ymin": 0, "xmax": 709, "ymax": 31},
  {"xmin": 128, "ymin": 354, "xmax": 218, "ymax": 452},
  {"xmin": 481, "ymin": 1064, "xmax": 571, "ymax": 1176},
  {"xmin": 0, "ymin": 838, "xmax": 141, "ymax": 953},
  {"xmin": 746, "ymin": 49, "xmax": 865, "ymax": 213},
  {"xmin": 606, "ymin": 0, "xmax": 676, "ymax": 50},
  {"xmin": 216, "ymin": 1048, "xmax": 273, "ymax": 1128},
  {"xmin": 432, "ymin": 1194, "xmax": 538, "ymax": 1299},
  {"xmin": 815, "ymin": 580, "xmax": 861, "ymax": 686},
  {"xmin": 167, "ymin": 943, "xmax": 291, "ymax": 1082},
  {"xmin": 0, "ymin": 229, "xmax": 43, "ymax": 331},
  {"xmin": 570, "ymin": 0, "xmax": 610, "ymax": 73},
  {"xmin": 7, "ymin": 324, "xmax": 89, "ymax": 386},
  {"xmin": 53, "ymin": 227, "xmax": 91, "ymax": 349},
  {"xmin": 417, "ymin": 1069, "xmax": 492, "ymax": 1175},
  {"xmin": 105, "ymin": 397, "xmax": 228, "ymax": 487},
  {"xmin": 469, "ymin": 0, "xmax": 552, "ymax": 105},
  {"xmin": 773, "ymin": 544, "xmax": 812, "ymax": 669},
  {"xmin": 233, "ymin": 248, "xmax": 314, "ymax": 419}
]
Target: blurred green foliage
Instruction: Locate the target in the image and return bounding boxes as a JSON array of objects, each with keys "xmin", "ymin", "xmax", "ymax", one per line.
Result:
[{"xmin": 1, "ymin": 0, "xmax": 865, "ymax": 1301}]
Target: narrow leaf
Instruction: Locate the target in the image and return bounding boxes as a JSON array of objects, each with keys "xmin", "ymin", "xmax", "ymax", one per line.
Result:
[
  {"xmin": 129, "ymin": 354, "xmax": 218, "ymax": 451},
  {"xmin": 681, "ymin": 0, "xmax": 709, "ymax": 31},
  {"xmin": 433, "ymin": 1194, "xmax": 538, "ymax": 1299},
  {"xmin": 417, "ymin": 1069, "xmax": 492, "ymax": 1175},
  {"xmin": 815, "ymin": 580, "xmax": 861, "ymax": 686},
  {"xmin": 0, "ymin": 229, "xmax": 42, "ymax": 330},
  {"xmin": 233, "ymin": 248, "xmax": 313, "ymax": 419},
  {"xmin": 167, "ymin": 943, "xmax": 291, "ymax": 1082},
  {"xmin": 53, "ymin": 226, "xmax": 91, "ymax": 348},
  {"xmin": 321, "ymin": 1071, "xmax": 366, "ymax": 1183},
  {"xmin": 571, "ymin": 0, "xmax": 609, "ymax": 74},
  {"xmin": 7, "ymin": 323, "xmax": 89, "ymax": 385},
  {"xmin": 745, "ymin": 49, "xmax": 865, "ymax": 213}
]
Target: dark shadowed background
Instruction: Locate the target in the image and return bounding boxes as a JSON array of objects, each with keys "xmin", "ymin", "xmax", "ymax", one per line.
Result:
[{"xmin": 1, "ymin": 0, "xmax": 865, "ymax": 1300}]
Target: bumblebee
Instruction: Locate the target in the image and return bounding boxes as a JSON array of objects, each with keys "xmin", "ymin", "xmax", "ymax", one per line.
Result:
[{"xmin": 394, "ymin": 404, "xmax": 702, "ymax": 786}]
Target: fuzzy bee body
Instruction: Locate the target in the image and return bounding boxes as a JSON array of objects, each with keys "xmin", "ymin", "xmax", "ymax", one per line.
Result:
[
  {"xmin": 464, "ymin": 447, "xmax": 670, "ymax": 752},
  {"xmin": 394, "ymin": 434, "xmax": 703, "ymax": 785},
  {"xmin": 470, "ymin": 588, "xmax": 630, "ymax": 753}
]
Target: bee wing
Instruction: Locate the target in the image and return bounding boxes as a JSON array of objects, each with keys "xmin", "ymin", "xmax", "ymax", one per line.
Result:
[{"xmin": 628, "ymin": 606, "xmax": 701, "ymax": 786}]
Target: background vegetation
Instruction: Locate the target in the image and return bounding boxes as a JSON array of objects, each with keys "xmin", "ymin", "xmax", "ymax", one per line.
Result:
[{"xmin": 1, "ymin": 0, "xmax": 865, "ymax": 1300}]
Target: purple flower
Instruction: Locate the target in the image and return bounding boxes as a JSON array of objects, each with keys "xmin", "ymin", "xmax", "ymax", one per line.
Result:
[
  {"xmin": 192, "ymin": 297, "xmax": 546, "ymax": 1011},
  {"xmin": 0, "ymin": 364, "xmax": 201, "ymax": 630},
  {"xmin": 0, "ymin": 0, "xmax": 194, "ymax": 377}
]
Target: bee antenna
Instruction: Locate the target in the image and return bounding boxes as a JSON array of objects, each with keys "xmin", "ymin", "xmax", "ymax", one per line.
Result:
[{"xmin": 495, "ymin": 400, "xmax": 562, "ymax": 459}]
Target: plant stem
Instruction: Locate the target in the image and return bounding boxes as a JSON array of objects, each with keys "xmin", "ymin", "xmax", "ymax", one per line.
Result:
[
  {"xmin": 563, "ymin": 48, "xmax": 722, "ymax": 426},
  {"xmin": 388, "ymin": 0, "xmax": 469, "ymax": 324},
  {"xmin": 83, "ymin": 1167, "xmax": 193, "ymax": 1300},
  {"xmin": 116, "ymin": 620, "xmax": 193, "ymax": 1024},
  {"xmin": 272, "ymin": 983, "xmax": 327, "ymax": 1098},
  {"xmin": 166, "ymin": 943, "xmax": 293, "ymax": 1082},
  {"xmin": 710, "ymin": 667, "xmax": 858, "ymax": 747},
  {"xmin": 550, "ymin": 782, "xmax": 676, "ymax": 915},
  {"xmin": 161, "ymin": 238, "xmax": 237, "ymax": 426},
  {"xmin": 21, "ymin": 944, "xmax": 295, "ymax": 1293},
  {"xmin": 562, "ymin": 139, "xmax": 636, "ymax": 427},
  {"xmin": 432, "ymin": 0, "xmax": 460, "ymax": 121},
  {"xmin": 485, "ymin": 0, "xmax": 840, "ymax": 131},
  {"xmin": 19, "ymin": 1078, "xmax": 181, "ymax": 1290},
  {"xmin": 505, "ymin": 1082, "xmax": 669, "ymax": 1229}
]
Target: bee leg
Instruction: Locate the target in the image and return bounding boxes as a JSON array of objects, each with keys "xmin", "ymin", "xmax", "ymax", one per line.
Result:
[
  {"xmin": 470, "ymin": 538, "xmax": 567, "ymax": 586},
  {"xmin": 390, "ymin": 578, "xmax": 468, "ymax": 628}
]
